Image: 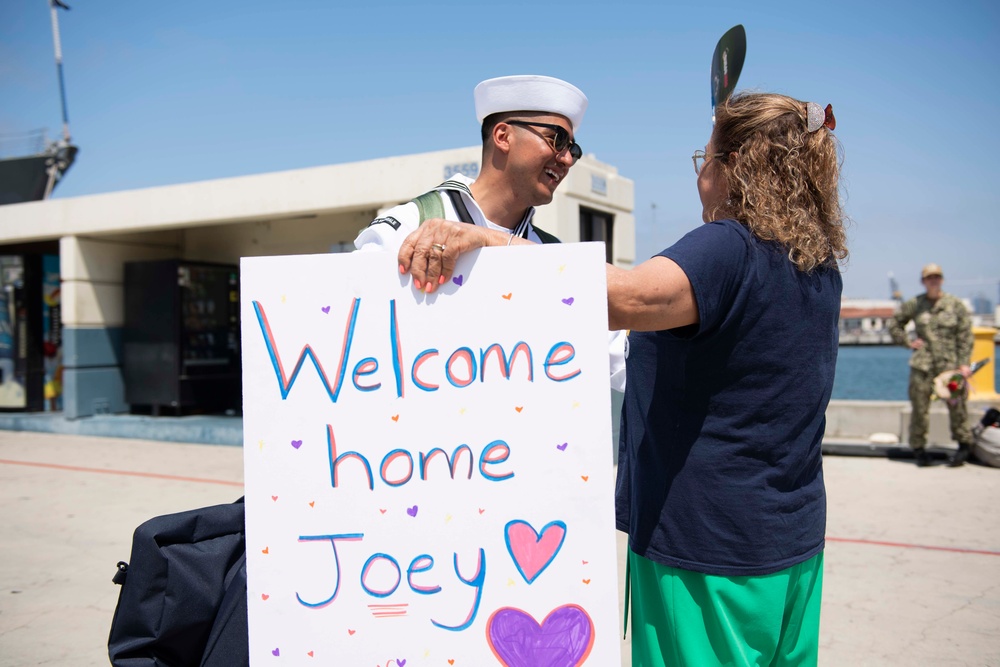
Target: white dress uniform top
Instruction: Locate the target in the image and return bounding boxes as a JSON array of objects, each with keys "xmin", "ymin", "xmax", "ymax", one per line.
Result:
[{"xmin": 353, "ymin": 174, "xmax": 551, "ymax": 254}]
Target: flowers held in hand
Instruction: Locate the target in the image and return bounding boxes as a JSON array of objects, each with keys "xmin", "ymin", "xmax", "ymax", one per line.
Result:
[{"xmin": 936, "ymin": 372, "xmax": 968, "ymax": 405}]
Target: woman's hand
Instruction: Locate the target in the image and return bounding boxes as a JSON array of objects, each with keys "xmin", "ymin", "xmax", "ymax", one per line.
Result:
[{"xmin": 397, "ymin": 218, "xmax": 514, "ymax": 293}]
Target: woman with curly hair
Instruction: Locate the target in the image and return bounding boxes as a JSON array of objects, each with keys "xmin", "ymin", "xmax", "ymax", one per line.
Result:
[
  {"xmin": 397, "ymin": 91, "xmax": 847, "ymax": 666},
  {"xmin": 608, "ymin": 92, "xmax": 845, "ymax": 666}
]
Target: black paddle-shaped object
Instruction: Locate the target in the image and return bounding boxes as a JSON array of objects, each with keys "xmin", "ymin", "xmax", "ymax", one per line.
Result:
[{"xmin": 711, "ymin": 24, "xmax": 747, "ymax": 121}]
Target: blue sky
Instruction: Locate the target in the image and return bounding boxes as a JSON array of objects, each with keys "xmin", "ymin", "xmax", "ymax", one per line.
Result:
[{"xmin": 2, "ymin": 0, "xmax": 999, "ymax": 303}]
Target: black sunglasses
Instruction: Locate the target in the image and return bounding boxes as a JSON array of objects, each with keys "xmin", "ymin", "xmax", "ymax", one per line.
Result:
[{"xmin": 505, "ymin": 120, "xmax": 583, "ymax": 162}]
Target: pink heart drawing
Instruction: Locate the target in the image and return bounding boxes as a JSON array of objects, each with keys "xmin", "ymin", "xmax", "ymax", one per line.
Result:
[
  {"xmin": 321, "ymin": 306, "xmax": 330, "ymax": 314},
  {"xmin": 561, "ymin": 297, "xmax": 574, "ymax": 305},
  {"xmin": 505, "ymin": 520, "xmax": 566, "ymax": 584},
  {"xmin": 406, "ymin": 505, "xmax": 418, "ymax": 517},
  {"xmin": 291, "ymin": 439, "xmax": 302, "ymax": 449},
  {"xmin": 453, "ymin": 275, "xmax": 464, "ymax": 286},
  {"xmin": 486, "ymin": 604, "xmax": 594, "ymax": 667}
]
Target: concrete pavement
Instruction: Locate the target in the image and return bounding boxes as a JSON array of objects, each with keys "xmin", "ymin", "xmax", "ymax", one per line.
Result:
[{"xmin": 0, "ymin": 430, "xmax": 998, "ymax": 666}]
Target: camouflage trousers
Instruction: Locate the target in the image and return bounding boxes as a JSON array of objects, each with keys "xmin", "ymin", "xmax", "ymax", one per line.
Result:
[{"xmin": 908, "ymin": 368, "xmax": 974, "ymax": 449}]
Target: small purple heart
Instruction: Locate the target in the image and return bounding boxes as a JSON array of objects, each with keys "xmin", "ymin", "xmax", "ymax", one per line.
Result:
[
  {"xmin": 406, "ymin": 505, "xmax": 418, "ymax": 517},
  {"xmin": 396, "ymin": 661, "xmax": 406, "ymax": 667},
  {"xmin": 487, "ymin": 605, "xmax": 593, "ymax": 666},
  {"xmin": 561, "ymin": 297, "xmax": 574, "ymax": 305},
  {"xmin": 321, "ymin": 306, "xmax": 330, "ymax": 314},
  {"xmin": 556, "ymin": 442, "xmax": 568, "ymax": 451},
  {"xmin": 452, "ymin": 275, "xmax": 464, "ymax": 286},
  {"xmin": 271, "ymin": 648, "xmax": 280, "ymax": 657},
  {"xmin": 291, "ymin": 439, "xmax": 302, "ymax": 449}
]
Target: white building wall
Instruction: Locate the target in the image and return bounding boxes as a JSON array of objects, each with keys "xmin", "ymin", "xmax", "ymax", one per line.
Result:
[
  {"xmin": 180, "ymin": 210, "xmax": 375, "ymax": 264},
  {"xmin": 62, "ymin": 232, "xmax": 182, "ymax": 328}
]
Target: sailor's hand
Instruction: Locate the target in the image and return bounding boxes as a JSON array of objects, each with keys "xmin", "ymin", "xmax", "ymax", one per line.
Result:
[
  {"xmin": 959, "ymin": 364, "xmax": 971, "ymax": 378},
  {"xmin": 910, "ymin": 338, "xmax": 924, "ymax": 351},
  {"xmin": 398, "ymin": 218, "xmax": 490, "ymax": 294}
]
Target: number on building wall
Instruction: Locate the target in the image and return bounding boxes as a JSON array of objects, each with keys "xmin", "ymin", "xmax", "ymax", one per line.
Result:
[{"xmin": 444, "ymin": 162, "xmax": 480, "ymax": 180}]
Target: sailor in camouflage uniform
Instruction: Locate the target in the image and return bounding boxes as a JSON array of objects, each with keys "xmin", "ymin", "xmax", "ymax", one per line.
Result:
[{"xmin": 888, "ymin": 263, "xmax": 974, "ymax": 466}]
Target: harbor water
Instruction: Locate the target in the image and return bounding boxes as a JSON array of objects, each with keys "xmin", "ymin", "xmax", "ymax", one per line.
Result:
[{"xmin": 832, "ymin": 345, "xmax": 1000, "ymax": 400}]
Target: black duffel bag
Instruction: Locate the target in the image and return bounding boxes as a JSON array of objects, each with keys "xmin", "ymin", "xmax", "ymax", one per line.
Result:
[{"xmin": 108, "ymin": 497, "xmax": 249, "ymax": 667}]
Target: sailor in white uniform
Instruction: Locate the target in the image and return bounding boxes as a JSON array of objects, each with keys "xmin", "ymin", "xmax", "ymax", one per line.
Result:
[{"xmin": 354, "ymin": 74, "xmax": 626, "ymax": 391}]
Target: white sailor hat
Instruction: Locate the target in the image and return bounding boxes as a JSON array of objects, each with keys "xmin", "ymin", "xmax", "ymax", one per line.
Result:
[{"xmin": 474, "ymin": 75, "xmax": 588, "ymax": 131}]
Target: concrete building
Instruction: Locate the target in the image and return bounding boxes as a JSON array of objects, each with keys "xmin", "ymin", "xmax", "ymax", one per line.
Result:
[
  {"xmin": 0, "ymin": 147, "xmax": 634, "ymax": 421},
  {"xmin": 839, "ymin": 297, "xmax": 989, "ymax": 345},
  {"xmin": 838, "ymin": 298, "xmax": 899, "ymax": 345}
]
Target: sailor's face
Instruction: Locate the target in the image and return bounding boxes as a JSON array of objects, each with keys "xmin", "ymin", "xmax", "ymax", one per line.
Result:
[
  {"xmin": 506, "ymin": 113, "xmax": 576, "ymax": 205},
  {"xmin": 922, "ymin": 274, "xmax": 943, "ymax": 299}
]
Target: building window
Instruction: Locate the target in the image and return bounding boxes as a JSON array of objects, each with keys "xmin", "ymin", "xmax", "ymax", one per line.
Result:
[{"xmin": 579, "ymin": 207, "xmax": 614, "ymax": 263}]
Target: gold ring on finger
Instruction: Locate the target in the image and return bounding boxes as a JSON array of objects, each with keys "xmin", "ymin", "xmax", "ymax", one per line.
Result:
[{"xmin": 432, "ymin": 243, "xmax": 446, "ymax": 252}]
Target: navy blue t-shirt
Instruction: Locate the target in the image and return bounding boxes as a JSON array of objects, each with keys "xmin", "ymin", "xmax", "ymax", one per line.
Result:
[{"xmin": 615, "ymin": 219, "xmax": 841, "ymax": 576}]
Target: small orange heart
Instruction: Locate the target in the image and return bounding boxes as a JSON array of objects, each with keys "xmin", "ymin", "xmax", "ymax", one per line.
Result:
[
  {"xmin": 391, "ymin": 414, "xmax": 399, "ymax": 422},
  {"xmin": 271, "ymin": 495, "xmax": 278, "ymax": 501},
  {"xmin": 502, "ymin": 292, "xmax": 512, "ymax": 300},
  {"xmin": 262, "ymin": 546, "xmax": 269, "ymax": 554},
  {"xmin": 582, "ymin": 578, "xmax": 591, "ymax": 584},
  {"xmin": 261, "ymin": 593, "xmax": 269, "ymax": 600},
  {"xmin": 448, "ymin": 661, "xmax": 455, "ymax": 665},
  {"xmin": 307, "ymin": 650, "xmax": 314, "ymax": 657},
  {"xmin": 308, "ymin": 501, "xmax": 315, "ymax": 507},
  {"xmin": 515, "ymin": 406, "xmax": 523, "ymax": 413},
  {"xmin": 347, "ymin": 629, "xmax": 356, "ymax": 636},
  {"xmin": 581, "ymin": 475, "xmax": 589, "ymax": 482}
]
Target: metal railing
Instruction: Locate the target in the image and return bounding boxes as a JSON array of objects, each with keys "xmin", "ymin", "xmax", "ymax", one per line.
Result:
[{"xmin": 0, "ymin": 130, "xmax": 50, "ymax": 160}]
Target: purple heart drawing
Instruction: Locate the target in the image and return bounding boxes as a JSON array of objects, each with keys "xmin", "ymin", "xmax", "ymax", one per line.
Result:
[
  {"xmin": 321, "ymin": 306, "xmax": 331, "ymax": 314},
  {"xmin": 406, "ymin": 505, "xmax": 418, "ymax": 517},
  {"xmin": 453, "ymin": 275, "xmax": 464, "ymax": 286},
  {"xmin": 556, "ymin": 442, "xmax": 568, "ymax": 451},
  {"xmin": 291, "ymin": 439, "xmax": 302, "ymax": 449},
  {"xmin": 396, "ymin": 660, "xmax": 406, "ymax": 667},
  {"xmin": 486, "ymin": 605, "xmax": 594, "ymax": 666},
  {"xmin": 561, "ymin": 297, "xmax": 574, "ymax": 306},
  {"xmin": 271, "ymin": 648, "xmax": 280, "ymax": 656}
]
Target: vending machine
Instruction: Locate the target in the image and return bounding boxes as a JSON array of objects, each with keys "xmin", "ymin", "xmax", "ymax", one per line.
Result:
[
  {"xmin": 123, "ymin": 259, "xmax": 241, "ymax": 415},
  {"xmin": 0, "ymin": 254, "xmax": 51, "ymax": 412}
]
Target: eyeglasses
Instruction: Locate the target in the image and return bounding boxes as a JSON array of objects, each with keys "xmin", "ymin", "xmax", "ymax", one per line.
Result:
[
  {"xmin": 506, "ymin": 120, "xmax": 583, "ymax": 162},
  {"xmin": 692, "ymin": 149, "xmax": 726, "ymax": 175}
]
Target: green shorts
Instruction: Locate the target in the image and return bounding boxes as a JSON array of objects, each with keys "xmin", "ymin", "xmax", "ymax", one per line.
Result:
[{"xmin": 627, "ymin": 548, "xmax": 824, "ymax": 667}]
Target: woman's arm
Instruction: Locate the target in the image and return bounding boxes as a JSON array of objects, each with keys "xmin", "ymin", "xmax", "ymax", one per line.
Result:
[
  {"xmin": 607, "ymin": 257, "xmax": 699, "ymax": 332},
  {"xmin": 398, "ymin": 220, "xmax": 699, "ymax": 333}
]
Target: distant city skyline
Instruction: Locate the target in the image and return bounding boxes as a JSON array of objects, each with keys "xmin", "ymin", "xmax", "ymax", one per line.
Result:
[{"xmin": 2, "ymin": 0, "xmax": 998, "ymax": 302}]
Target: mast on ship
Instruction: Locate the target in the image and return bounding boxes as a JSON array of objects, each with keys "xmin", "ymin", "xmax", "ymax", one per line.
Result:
[
  {"xmin": 43, "ymin": 0, "xmax": 76, "ymax": 199},
  {"xmin": 0, "ymin": 0, "xmax": 78, "ymax": 204}
]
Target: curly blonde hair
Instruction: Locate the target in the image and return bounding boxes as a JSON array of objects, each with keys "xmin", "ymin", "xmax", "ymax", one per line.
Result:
[{"xmin": 707, "ymin": 92, "xmax": 848, "ymax": 272}]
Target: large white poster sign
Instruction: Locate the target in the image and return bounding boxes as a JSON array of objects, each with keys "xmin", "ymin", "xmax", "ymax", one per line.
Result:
[{"xmin": 241, "ymin": 244, "xmax": 621, "ymax": 666}]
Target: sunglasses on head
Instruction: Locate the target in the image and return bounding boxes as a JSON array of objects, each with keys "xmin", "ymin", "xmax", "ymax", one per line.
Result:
[{"xmin": 505, "ymin": 120, "xmax": 583, "ymax": 162}]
